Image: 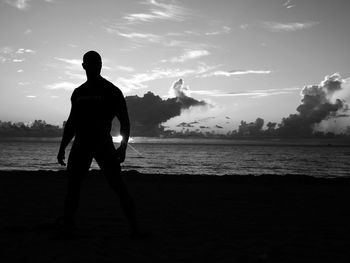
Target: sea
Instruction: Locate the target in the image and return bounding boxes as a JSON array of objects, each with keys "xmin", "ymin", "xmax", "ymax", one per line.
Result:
[{"xmin": 0, "ymin": 137, "xmax": 350, "ymax": 178}]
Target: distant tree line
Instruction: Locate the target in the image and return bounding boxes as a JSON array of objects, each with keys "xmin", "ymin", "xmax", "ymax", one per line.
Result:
[
  {"xmin": 1, "ymin": 118, "xmax": 350, "ymax": 139},
  {"xmin": 159, "ymin": 117, "xmax": 350, "ymax": 139},
  {"xmin": 0, "ymin": 120, "xmax": 63, "ymax": 137}
]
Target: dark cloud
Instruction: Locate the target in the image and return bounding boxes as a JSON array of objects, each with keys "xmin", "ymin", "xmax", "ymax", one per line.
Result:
[
  {"xmin": 122, "ymin": 79, "xmax": 208, "ymax": 136},
  {"xmin": 189, "ymin": 121, "xmax": 199, "ymax": 125},
  {"xmin": 278, "ymin": 73, "xmax": 348, "ymax": 136},
  {"xmin": 215, "ymin": 125, "xmax": 223, "ymax": 129},
  {"xmin": 170, "ymin": 79, "xmax": 207, "ymax": 108},
  {"xmin": 238, "ymin": 118, "xmax": 264, "ymax": 135},
  {"xmin": 176, "ymin": 122, "xmax": 195, "ymax": 128}
]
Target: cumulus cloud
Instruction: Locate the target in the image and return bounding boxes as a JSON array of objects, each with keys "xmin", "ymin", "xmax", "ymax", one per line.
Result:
[
  {"xmin": 279, "ymin": 73, "xmax": 348, "ymax": 136},
  {"xmin": 124, "ymin": 79, "xmax": 208, "ymax": 136},
  {"xmin": 263, "ymin": 21, "xmax": 319, "ymax": 32},
  {"xmin": 169, "ymin": 79, "xmax": 207, "ymax": 108}
]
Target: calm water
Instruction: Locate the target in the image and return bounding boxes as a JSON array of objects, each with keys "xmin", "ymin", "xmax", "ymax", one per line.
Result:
[{"xmin": 0, "ymin": 138, "xmax": 350, "ymax": 178}]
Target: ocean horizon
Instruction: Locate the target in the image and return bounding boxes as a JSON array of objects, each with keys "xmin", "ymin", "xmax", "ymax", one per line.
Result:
[{"xmin": 0, "ymin": 137, "xmax": 349, "ymax": 178}]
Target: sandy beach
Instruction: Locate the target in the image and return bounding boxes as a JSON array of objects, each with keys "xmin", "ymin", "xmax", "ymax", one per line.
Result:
[{"xmin": 1, "ymin": 170, "xmax": 350, "ymax": 262}]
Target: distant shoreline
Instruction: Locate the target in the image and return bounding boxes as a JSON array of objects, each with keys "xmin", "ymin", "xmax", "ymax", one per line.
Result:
[{"xmin": 1, "ymin": 136, "xmax": 350, "ymax": 146}]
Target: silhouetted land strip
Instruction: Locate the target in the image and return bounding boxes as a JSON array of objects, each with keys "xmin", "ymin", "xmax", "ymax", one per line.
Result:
[{"xmin": 1, "ymin": 170, "xmax": 350, "ymax": 262}]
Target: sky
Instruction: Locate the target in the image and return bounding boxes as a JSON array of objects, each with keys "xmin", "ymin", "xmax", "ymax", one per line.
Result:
[{"xmin": 1, "ymin": 0, "xmax": 350, "ymax": 133}]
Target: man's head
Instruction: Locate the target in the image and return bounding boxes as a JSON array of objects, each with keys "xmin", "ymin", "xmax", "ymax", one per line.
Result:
[{"xmin": 82, "ymin": 51, "xmax": 102, "ymax": 76}]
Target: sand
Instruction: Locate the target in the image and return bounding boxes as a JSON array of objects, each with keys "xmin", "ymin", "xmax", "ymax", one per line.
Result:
[{"xmin": 1, "ymin": 170, "xmax": 350, "ymax": 262}]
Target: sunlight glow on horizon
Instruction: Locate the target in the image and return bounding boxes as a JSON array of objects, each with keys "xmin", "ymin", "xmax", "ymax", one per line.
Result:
[{"xmin": 112, "ymin": 135, "xmax": 134, "ymax": 143}]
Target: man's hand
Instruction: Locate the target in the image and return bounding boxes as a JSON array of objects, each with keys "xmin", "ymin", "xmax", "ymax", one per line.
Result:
[
  {"xmin": 57, "ymin": 149, "xmax": 66, "ymax": 166},
  {"xmin": 115, "ymin": 145, "xmax": 126, "ymax": 163}
]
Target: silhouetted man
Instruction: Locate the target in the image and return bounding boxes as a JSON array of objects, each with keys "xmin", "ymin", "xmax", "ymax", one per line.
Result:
[{"xmin": 57, "ymin": 50, "xmax": 141, "ymax": 237}]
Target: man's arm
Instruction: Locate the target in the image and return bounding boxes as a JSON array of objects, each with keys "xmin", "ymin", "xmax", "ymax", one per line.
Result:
[
  {"xmin": 57, "ymin": 104, "xmax": 76, "ymax": 166},
  {"xmin": 115, "ymin": 90, "xmax": 130, "ymax": 163}
]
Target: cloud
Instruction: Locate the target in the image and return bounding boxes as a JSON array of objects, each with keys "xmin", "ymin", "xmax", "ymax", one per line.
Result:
[
  {"xmin": 16, "ymin": 48, "xmax": 35, "ymax": 54},
  {"xmin": 18, "ymin": 81, "xmax": 30, "ymax": 85},
  {"xmin": 239, "ymin": 24, "xmax": 249, "ymax": 30},
  {"xmin": 190, "ymin": 87, "xmax": 299, "ymax": 98},
  {"xmin": 64, "ymin": 71, "xmax": 85, "ymax": 80},
  {"xmin": 124, "ymin": 79, "xmax": 208, "ymax": 136},
  {"xmin": 177, "ymin": 122, "xmax": 195, "ymax": 128},
  {"xmin": 163, "ymin": 50, "xmax": 210, "ymax": 63},
  {"xmin": 124, "ymin": 0, "xmax": 189, "ymax": 23},
  {"xmin": 279, "ymin": 73, "xmax": 348, "ymax": 136},
  {"xmin": 263, "ymin": 21, "xmax": 319, "ymax": 32},
  {"xmin": 202, "ymin": 69, "xmax": 272, "ymax": 77},
  {"xmin": 46, "ymin": 81, "xmax": 77, "ymax": 91},
  {"xmin": 13, "ymin": 58, "xmax": 25, "ymax": 63},
  {"xmin": 107, "ymin": 28, "xmax": 203, "ymax": 49},
  {"xmin": 4, "ymin": 0, "xmax": 56, "ymax": 10},
  {"xmin": 206, "ymin": 26, "xmax": 231, "ymax": 36},
  {"xmin": 112, "ymin": 31, "xmax": 162, "ymax": 42},
  {"xmin": 24, "ymin": 29, "xmax": 32, "ymax": 35},
  {"xmin": 116, "ymin": 64, "xmax": 215, "ymax": 92},
  {"xmin": 117, "ymin": 65, "xmax": 135, "ymax": 72},
  {"xmin": 26, "ymin": 95, "xmax": 36, "ymax": 98},
  {"xmin": 4, "ymin": 0, "xmax": 30, "ymax": 10},
  {"xmin": 0, "ymin": 46, "xmax": 35, "ymax": 63},
  {"xmin": 169, "ymin": 79, "xmax": 207, "ymax": 108},
  {"xmin": 283, "ymin": 0, "xmax": 295, "ymax": 8},
  {"xmin": 54, "ymin": 57, "xmax": 82, "ymax": 68},
  {"xmin": 106, "ymin": 12, "xmax": 216, "ymax": 50},
  {"xmin": 53, "ymin": 57, "xmax": 86, "ymax": 81},
  {"xmin": 0, "ymin": 46, "xmax": 14, "ymax": 54}
]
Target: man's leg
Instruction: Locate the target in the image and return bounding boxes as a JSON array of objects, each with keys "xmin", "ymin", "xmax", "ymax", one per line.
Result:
[
  {"xmin": 95, "ymin": 147, "xmax": 141, "ymax": 235},
  {"xmin": 61, "ymin": 143, "xmax": 92, "ymax": 229}
]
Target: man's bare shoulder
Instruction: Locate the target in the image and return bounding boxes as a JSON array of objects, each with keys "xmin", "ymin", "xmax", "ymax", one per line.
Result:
[
  {"xmin": 101, "ymin": 77, "xmax": 124, "ymax": 97},
  {"xmin": 70, "ymin": 82, "xmax": 87, "ymax": 101}
]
